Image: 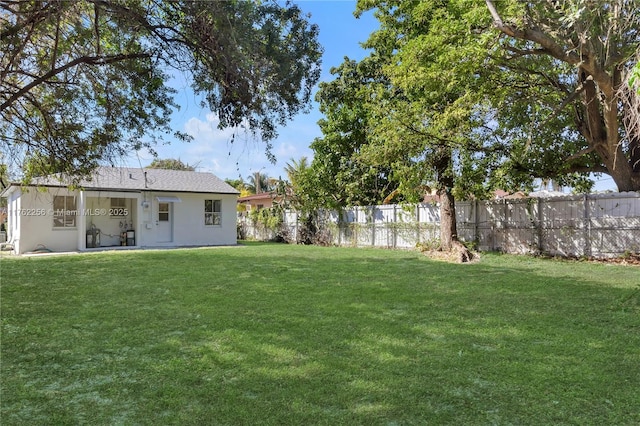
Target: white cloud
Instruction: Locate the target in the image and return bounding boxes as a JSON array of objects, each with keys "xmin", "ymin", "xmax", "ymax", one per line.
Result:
[
  {"xmin": 277, "ymin": 142, "xmax": 299, "ymax": 158},
  {"xmin": 125, "ymin": 110, "xmax": 318, "ymax": 181}
]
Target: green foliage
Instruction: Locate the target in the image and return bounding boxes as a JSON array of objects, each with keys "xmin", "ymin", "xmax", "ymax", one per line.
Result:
[
  {"xmin": 1, "ymin": 1, "xmax": 322, "ymax": 182},
  {"xmin": 284, "ymin": 157, "xmax": 309, "ymax": 194},
  {"xmin": 225, "ymin": 178, "xmax": 247, "ymax": 192},
  {"xmin": 631, "ymin": 63, "xmax": 640, "ymax": 89},
  {"xmin": 483, "ymin": 0, "xmax": 640, "ymax": 191},
  {"xmin": 248, "ymin": 207, "xmax": 286, "ymax": 242},
  {"xmin": 0, "ymin": 162, "xmax": 8, "ymax": 191},
  {"xmin": 246, "ymin": 172, "xmax": 275, "ymax": 195},
  {"xmin": 353, "ymin": 0, "xmax": 640, "ymax": 192},
  {"xmin": 147, "ymin": 158, "xmax": 196, "ymax": 171},
  {"xmin": 356, "ymin": 2, "xmax": 502, "ymax": 199},
  {"xmin": 282, "ymin": 157, "xmax": 312, "ymax": 209},
  {"xmin": 249, "ymin": 208, "xmax": 281, "ymax": 231},
  {"xmin": 301, "ymin": 57, "xmax": 401, "ymax": 210}
]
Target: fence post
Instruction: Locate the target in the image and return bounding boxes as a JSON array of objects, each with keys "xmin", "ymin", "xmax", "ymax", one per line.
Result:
[
  {"xmin": 336, "ymin": 210, "xmax": 341, "ymax": 247},
  {"xmin": 474, "ymin": 199, "xmax": 479, "ymax": 247},
  {"xmin": 502, "ymin": 199, "xmax": 508, "ymax": 252},
  {"xmin": 416, "ymin": 204, "xmax": 420, "ymax": 245},
  {"xmin": 583, "ymin": 194, "xmax": 591, "ymax": 257},
  {"xmin": 369, "ymin": 206, "xmax": 374, "ymax": 248},
  {"xmin": 537, "ymin": 197, "xmax": 543, "ymax": 253},
  {"xmin": 393, "ymin": 204, "xmax": 397, "ymax": 249},
  {"xmin": 354, "ymin": 206, "xmax": 359, "ymax": 247}
]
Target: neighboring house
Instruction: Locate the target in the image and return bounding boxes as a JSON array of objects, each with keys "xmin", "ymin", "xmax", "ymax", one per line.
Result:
[
  {"xmin": 1, "ymin": 167, "xmax": 239, "ymax": 254},
  {"xmin": 237, "ymin": 191, "xmax": 283, "ymax": 211}
]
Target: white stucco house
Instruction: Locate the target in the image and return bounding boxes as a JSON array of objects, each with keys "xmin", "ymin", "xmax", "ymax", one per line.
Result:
[{"xmin": 1, "ymin": 167, "xmax": 239, "ymax": 254}]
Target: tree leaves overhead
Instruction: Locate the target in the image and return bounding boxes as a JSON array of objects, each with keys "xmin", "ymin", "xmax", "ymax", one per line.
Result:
[
  {"xmin": 353, "ymin": 0, "xmax": 640, "ymax": 192},
  {"xmin": 0, "ymin": 0, "xmax": 322, "ymax": 182},
  {"xmin": 485, "ymin": 0, "xmax": 640, "ymax": 191},
  {"xmin": 307, "ymin": 56, "xmax": 400, "ymax": 209},
  {"xmin": 355, "ymin": 0, "xmax": 506, "ymax": 198}
]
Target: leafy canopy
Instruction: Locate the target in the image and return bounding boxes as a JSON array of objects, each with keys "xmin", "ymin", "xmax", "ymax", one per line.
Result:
[
  {"xmin": 0, "ymin": 0, "xmax": 322, "ymax": 183},
  {"xmin": 146, "ymin": 158, "xmax": 196, "ymax": 171}
]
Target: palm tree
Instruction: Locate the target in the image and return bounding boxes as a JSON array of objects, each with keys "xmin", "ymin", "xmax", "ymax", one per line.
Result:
[
  {"xmin": 284, "ymin": 157, "xmax": 309, "ymax": 189},
  {"xmin": 247, "ymin": 172, "xmax": 273, "ymax": 194}
]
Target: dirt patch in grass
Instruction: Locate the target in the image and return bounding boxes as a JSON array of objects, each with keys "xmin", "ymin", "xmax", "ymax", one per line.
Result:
[
  {"xmin": 590, "ymin": 252, "xmax": 640, "ymax": 266},
  {"xmin": 419, "ymin": 248, "xmax": 480, "ymax": 263}
]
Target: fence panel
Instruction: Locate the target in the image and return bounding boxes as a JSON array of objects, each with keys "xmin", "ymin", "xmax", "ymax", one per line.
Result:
[{"xmin": 238, "ymin": 192, "xmax": 640, "ymax": 257}]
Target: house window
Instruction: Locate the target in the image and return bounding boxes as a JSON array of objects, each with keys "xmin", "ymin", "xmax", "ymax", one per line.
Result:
[
  {"xmin": 204, "ymin": 199, "xmax": 221, "ymax": 226},
  {"xmin": 158, "ymin": 203, "xmax": 169, "ymax": 222},
  {"xmin": 53, "ymin": 196, "xmax": 77, "ymax": 228},
  {"xmin": 110, "ymin": 198, "xmax": 127, "ymax": 217}
]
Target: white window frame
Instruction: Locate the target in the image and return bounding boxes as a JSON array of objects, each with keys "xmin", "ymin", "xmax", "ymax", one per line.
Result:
[
  {"xmin": 110, "ymin": 197, "xmax": 127, "ymax": 217},
  {"xmin": 53, "ymin": 195, "xmax": 77, "ymax": 228},
  {"xmin": 204, "ymin": 199, "xmax": 221, "ymax": 226}
]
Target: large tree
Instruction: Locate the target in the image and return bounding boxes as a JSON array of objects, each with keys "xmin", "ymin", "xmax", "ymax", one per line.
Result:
[
  {"xmin": 1, "ymin": 0, "xmax": 322, "ymax": 183},
  {"xmin": 350, "ymin": 0, "xmax": 512, "ymax": 259},
  {"xmin": 346, "ymin": 0, "xmax": 640, "ymax": 260},
  {"xmin": 484, "ymin": 0, "xmax": 640, "ymax": 191},
  {"xmin": 355, "ymin": 0, "xmax": 640, "ymax": 193},
  {"xmin": 304, "ymin": 57, "xmax": 400, "ymax": 210}
]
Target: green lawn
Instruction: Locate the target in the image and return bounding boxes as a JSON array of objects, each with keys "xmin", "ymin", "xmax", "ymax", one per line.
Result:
[{"xmin": 1, "ymin": 243, "xmax": 639, "ymax": 425}]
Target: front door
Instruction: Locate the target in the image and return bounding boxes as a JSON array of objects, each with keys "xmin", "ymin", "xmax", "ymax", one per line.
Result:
[{"xmin": 156, "ymin": 202, "xmax": 172, "ymax": 243}]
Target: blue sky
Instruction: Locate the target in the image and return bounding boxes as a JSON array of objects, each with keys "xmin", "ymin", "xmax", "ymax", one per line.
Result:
[{"xmin": 124, "ymin": 1, "xmax": 378, "ymax": 184}]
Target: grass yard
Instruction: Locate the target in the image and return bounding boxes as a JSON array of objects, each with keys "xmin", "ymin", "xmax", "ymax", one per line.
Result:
[{"xmin": 1, "ymin": 243, "xmax": 639, "ymax": 425}]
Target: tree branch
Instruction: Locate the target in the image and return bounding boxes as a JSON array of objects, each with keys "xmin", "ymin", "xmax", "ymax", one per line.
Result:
[
  {"xmin": 486, "ymin": 0, "xmax": 578, "ymax": 64},
  {"xmin": 485, "ymin": 0, "xmax": 611, "ymax": 87},
  {"xmin": 0, "ymin": 0, "xmax": 59, "ymax": 40},
  {"xmin": 504, "ymin": 46, "xmax": 551, "ymax": 58},
  {"xmin": 567, "ymin": 164, "xmax": 609, "ymax": 175},
  {"xmin": 537, "ymin": 80, "xmax": 587, "ymax": 129},
  {"xmin": 0, "ymin": 53, "xmax": 150, "ymax": 113},
  {"xmin": 564, "ymin": 146, "xmax": 596, "ymax": 162}
]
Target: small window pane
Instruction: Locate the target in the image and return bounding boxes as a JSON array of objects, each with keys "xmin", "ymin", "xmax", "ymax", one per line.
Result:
[
  {"xmin": 111, "ymin": 198, "xmax": 126, "ymax": 208},
  {"xmin": 110, "ymin": 198, "xmax": 127, "ymax": 216},
  {"xmin": 66, "ymin": 196, "xmax": 76, "ymax": 211},
  {"xmin": 159, "ymin": 203, "xmax": 169, "ymax": 222},
  {"xmin": 53, "ymin": 196, "xmax": 65, "ymax": 211}
]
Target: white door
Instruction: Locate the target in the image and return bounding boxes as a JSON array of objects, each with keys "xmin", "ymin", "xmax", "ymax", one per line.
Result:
[{"xmin": 156, "ymin": 202, "xmax": 172, "ymax": 243}]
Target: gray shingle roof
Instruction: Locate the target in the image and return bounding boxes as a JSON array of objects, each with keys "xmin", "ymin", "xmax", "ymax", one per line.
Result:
[{"xmin": 31, "ymin": 167, "xmax": 239, "ymax": 194}]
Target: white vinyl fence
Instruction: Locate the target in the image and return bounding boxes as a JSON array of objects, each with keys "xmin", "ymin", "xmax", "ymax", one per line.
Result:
[{"xmin": 239, "ymin": 192, "xmax": 640, "ymax": 258}]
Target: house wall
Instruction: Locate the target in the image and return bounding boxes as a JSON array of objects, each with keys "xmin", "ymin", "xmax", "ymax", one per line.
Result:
[
  {"xmin": 6, "ymin": 187, "xmax": 237, "ymax": 254},
  {"xmin": 138, "ymin": 192, "xmax": 237, "ymax": 247},
  {"xmin": 5, "ymin": 188, "xmax": 21, "ymax": 253},
  {"xmin": 11, "ymin": 188, "xmax": 80, "ymax": 254}
]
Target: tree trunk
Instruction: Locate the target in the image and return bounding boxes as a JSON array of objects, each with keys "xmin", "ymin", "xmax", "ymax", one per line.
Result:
[
  {"xmin": 435, "ymin": 150, "xmax": 473, "ymax": 262},
  {"xmin": 437, "ymin": 185, "xmax": 473, "ymax": 262},
  {"xmin": 580, "ymin": 68, "xmax": 640, "ymax": 191},
  {"xmin": 438, "ymin": 186, "xmax": 457, "ymax": 251}
]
